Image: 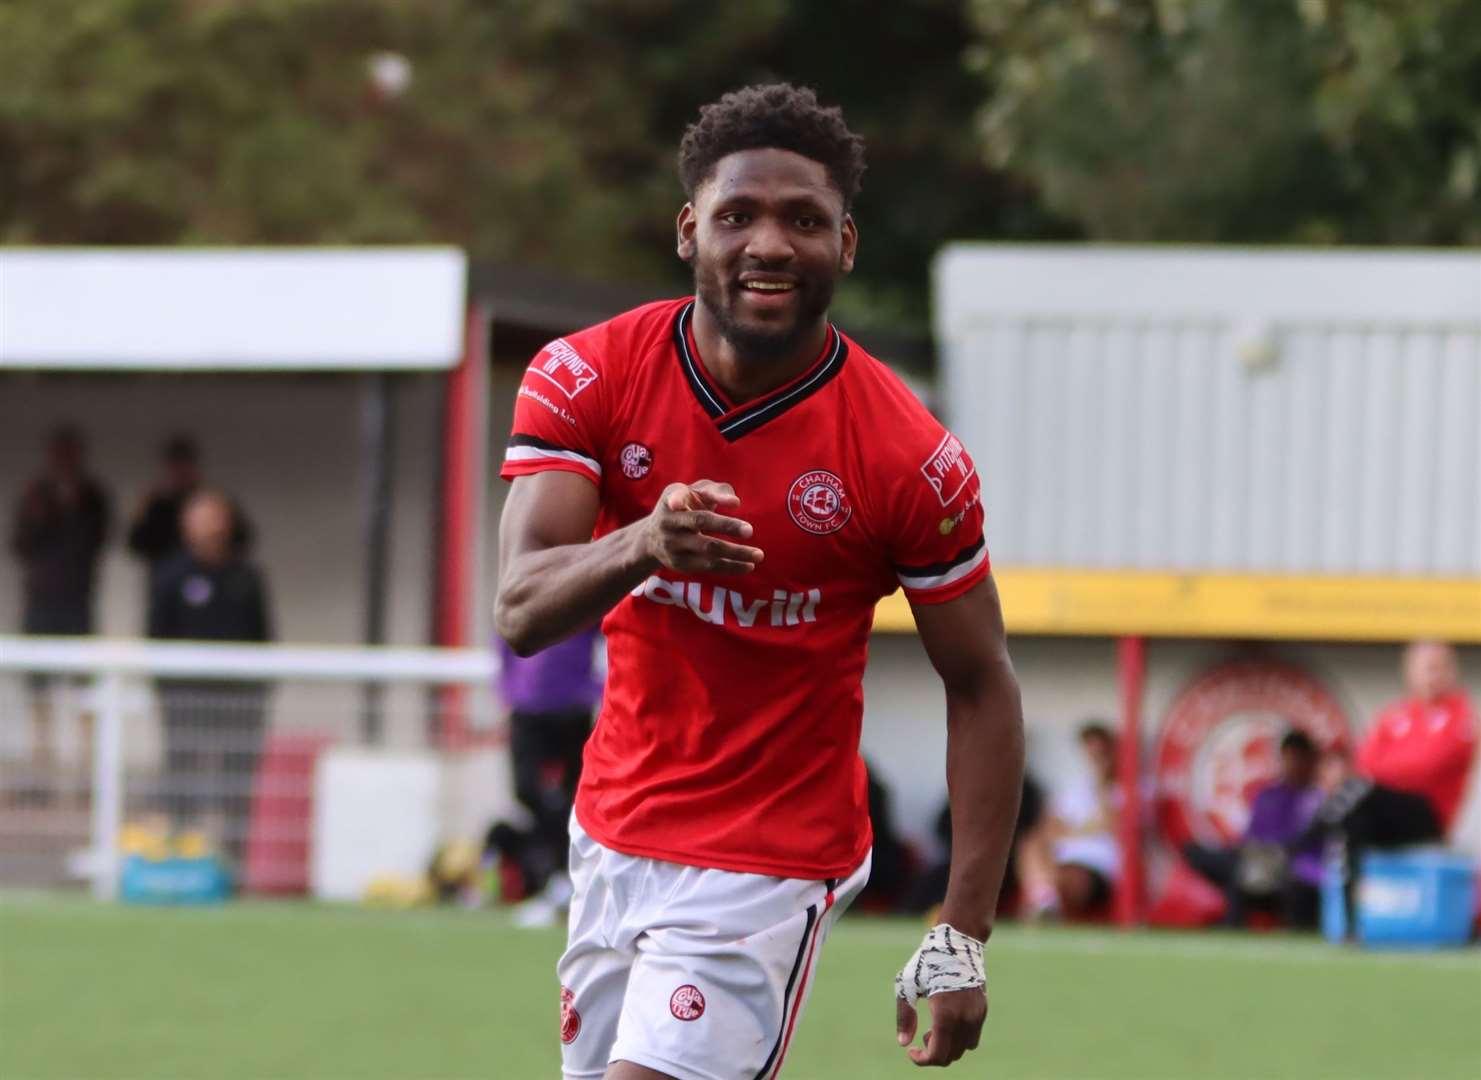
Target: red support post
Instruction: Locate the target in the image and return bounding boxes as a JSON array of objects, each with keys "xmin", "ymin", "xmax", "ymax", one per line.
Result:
[
  {"xmin": 1115, "ymin": 635, "xmax": 1146, "ymax": 929},
  {"xmin": 436, "ymin": 304, "xmax": 489, "ymax": 748}
]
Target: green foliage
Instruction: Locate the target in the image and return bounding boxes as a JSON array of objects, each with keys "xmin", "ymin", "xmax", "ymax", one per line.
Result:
[
  {"xmin": 968, "ymin": 0, "xmax": 1481, "ymax": 243},
  {"xmin": 0, "ymin": 0, "xmax": 1059, "ymax": 336},
  {"xmin": 1, "ymin": 0, "xmax": 1473, "ymax": 337}
]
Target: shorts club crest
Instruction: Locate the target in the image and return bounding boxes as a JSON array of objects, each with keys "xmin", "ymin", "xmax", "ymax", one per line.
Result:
[
  {"xmin": 668, "ymin": 985, "xmax": 705, "ymax": 1021},
  {"xmin": 560, "ymin": 985, "xmax": 581, "ymax": 1045}
]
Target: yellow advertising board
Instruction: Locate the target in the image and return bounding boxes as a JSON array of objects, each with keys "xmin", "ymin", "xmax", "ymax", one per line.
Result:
[{"xmin": 873, "ymin": 569, "xmax": 1481, "ymax": 643}]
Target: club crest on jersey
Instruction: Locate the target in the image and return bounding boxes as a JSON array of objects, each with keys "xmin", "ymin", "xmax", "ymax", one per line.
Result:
[
  {"xmin": 920, "ymin": 433, "xmax": 974, "ymax": 507},
  {"xmin": 619, "ymin": 442, "xmax": 653, "ymax": 479},
  {"xmin": 787, "ymin": 470, "xmax": 851, "ymax": 535},
  {"xmin": 669, "ymin": 984, "xmax": 705, "ymax": 1021},
  {"xmin": 531, "ymin": 338, "xmax": 598, "ymax": 400}
]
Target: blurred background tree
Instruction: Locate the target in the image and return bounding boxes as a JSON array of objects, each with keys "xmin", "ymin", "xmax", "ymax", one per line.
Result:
[
  {"xmin": 2, "ymin": 0, "xmax": 1475, "ymax": 340},
  {"xmin": 969, "ymin": 0, "xmax": 1481, "ymax": 244}
]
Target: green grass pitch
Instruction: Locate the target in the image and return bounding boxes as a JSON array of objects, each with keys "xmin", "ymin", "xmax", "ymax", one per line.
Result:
[{"xmin": 2, "ymin": 894, "xmax": 1478, "ymax": 1079}]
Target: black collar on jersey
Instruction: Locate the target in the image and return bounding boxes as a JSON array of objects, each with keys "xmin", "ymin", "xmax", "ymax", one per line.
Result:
[{"xmin": 672, "ymin": 300, "xmax": 849, "ymax": 442}]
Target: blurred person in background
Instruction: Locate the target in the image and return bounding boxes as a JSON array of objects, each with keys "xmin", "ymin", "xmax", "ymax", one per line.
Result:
[
  {"xmin": 1304, "ymin": 641, "xmax": 1476, "ymax": 937},
  {"xmin": 1182, "ymin": 730, "xmax": 1324, "ymax": 929},
  {"xmin": 147, "ymin": 489, "xmax": 273, "ymax": 864},
  {"xmin": 9, "ymin": 425, "xmax": 111, "ymax": 795},
  {"xmin": 1360, "ymin": 642, "xmax": 1476, "ymax": 835},
  {"xmin": 1016, "ymin": 722, "xmax": 1119, "ymax": 921},
  {"xmin": 494, "ymin": 626, "xmax": 603, "ymax": 927},
  {"xmin": 904, "ymin": 772, "xmax": 1043, "ymax": 917},
  {"xmin": 854, "ymin": 764, "xmax": 915, "ymax": 913},
  {"xmin": 127, "ymin": 435, "xmax": 253, "ymax": 586}
]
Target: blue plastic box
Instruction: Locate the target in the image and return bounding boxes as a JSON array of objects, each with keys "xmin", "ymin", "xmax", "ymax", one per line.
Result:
[
  {"xmin": 1321, "ymin": 849, "xmax": 1476, "ymax": 948},
  {"xmin": 119, "ymin": 854, "xmax": 233, "ymax": 904}
]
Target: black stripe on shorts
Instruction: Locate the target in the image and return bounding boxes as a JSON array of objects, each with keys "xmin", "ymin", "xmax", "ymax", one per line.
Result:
[{"xmin": 752, "ymin": 902, "xmax": 818, "ymax": 1080}]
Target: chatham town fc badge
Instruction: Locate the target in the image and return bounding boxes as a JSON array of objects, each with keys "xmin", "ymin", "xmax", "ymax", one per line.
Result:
[{"xmin": 787, "ymin": 470, "xmax": 851, "ymax": 535}]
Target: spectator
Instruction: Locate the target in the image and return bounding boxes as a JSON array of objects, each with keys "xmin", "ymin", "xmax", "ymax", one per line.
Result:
[
  {"xmin": 1017, "ymin": 722, "xmax": 1119, "ymax": 920},
  {"xmin": 1182, "ymin": 730, "xmax": 1324, "ymax": 929},
  {"xmin": 127, "ymin": 435, "xmax": 252, "ymax": 586},
  {"xmin": 1360, "ymin": 641, "xmax": 1476, "ymax": 832},
  {"xmin": 495, "ymin": 626, "xmax": 602, "ymax": 925},
  {"xmin": 1305, "ymin": 641, "xmax": 1475, "ymax": 938},
  {"xmin": 9, "ymin": 425, "xmax": 111, "ymax": 789},
  {"xmin": 856, "ymin": 763, "xmax": 915, "ymax": 912},
  {"xmin": 903, "ymin": 773, "xmax": 1043, "ymax": 917},
  {"xmin": 148, "ymin": 490, "xmax": 273, "ymax": 863}
]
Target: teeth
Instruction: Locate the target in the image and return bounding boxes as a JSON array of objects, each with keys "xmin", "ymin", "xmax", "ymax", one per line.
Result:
[{"xmin": 745, "ymin": 281, "xmax": 794, "ymax": 291}]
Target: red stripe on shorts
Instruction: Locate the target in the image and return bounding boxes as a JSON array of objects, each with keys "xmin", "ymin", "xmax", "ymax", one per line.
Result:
[{"xmin": 770, "ymin": 886, "xmax": 835, "ymax": 1079}]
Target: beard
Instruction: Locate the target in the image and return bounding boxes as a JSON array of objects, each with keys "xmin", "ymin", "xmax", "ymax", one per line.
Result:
[{"xmin": 693, "ymin": 265, "xmax": 835, "ymax": 362}]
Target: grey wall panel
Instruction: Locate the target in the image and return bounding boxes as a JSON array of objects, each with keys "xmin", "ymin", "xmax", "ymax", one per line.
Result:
[
  {"xmin": 1433, "ymin": 331, "xmax": 1481, "ymax": 572},
  {"xmin": 1318, "ymin": 329, "xmax": 1362, "ymax": 572},
  {"xmin": 947, "ymin": 314, "xmax": 1481, "ymax": 576},
  {"xmin": 938, "ymin": 247, "xmax": 1481, "ymax": 578},
  {"xmin": 1207, "ymin": 324, "xmax": 1247, "ymax": 570},
  {"xmin": 1100, "ymin": 325, "xmax": 1140, "ymax": 566},
  {"xmin": 1396, "ymin": 331, "xmax": 1440, "ymax": 571}
]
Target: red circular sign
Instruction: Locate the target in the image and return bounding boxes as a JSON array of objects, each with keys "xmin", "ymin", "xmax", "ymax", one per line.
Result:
[
  {"xmin": 1154, "ymin": 661, "xmax": 1348, "ymax": 847},
  {"xmin": 787, "ymin": 470, "xmax": 851, "ymax": 535},
  {"xmin": 560, "ymin": 985, "xmax": 581, "ymax": 1044},
  {"xmin": 669, "ymin": 984, "xmax": 706, "ymax": 1021}
]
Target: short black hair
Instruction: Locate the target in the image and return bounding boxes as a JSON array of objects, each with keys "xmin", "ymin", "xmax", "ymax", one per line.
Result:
[
  {"xmin": 678, "ymin": 83, "xmax": 866, "ymax": 209},
  {"xmin": 1280, "ymin": 730, "xmax": 1317, "ymax": 757},
  {"xmin": 163, "ymin": 434, "xmax": 198, "ymax": 463},
  {"xmin": 48, "ymin": 423, "xmax": 82, "ymax": 449},
  {"xmin": 1078, "ymin": 721, "xmax": 1116, "ymax": 746}
]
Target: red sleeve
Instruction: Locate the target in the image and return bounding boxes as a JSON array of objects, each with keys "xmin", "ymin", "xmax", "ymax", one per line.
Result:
[
  {"xmin": 887, "ymin": 427, "xmax": 990, "ymax": 606},
  {"xmin": 1360, "ymin": 699, "xmax": 1477, "ymax": 791},
  {"xmin": 500, "ymin": 330, "xmax": 609, "ymax": 486}
]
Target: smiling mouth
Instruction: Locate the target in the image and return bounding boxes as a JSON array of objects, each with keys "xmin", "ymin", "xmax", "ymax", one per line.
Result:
[{"xmin": 741, "ymin": 280, "xmax": 797, "ymax": 293}]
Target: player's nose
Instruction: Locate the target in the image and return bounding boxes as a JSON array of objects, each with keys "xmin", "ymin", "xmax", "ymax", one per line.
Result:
[{"xmin": 743, "ymin": 217, "xmax": 795, "ymax": 264}]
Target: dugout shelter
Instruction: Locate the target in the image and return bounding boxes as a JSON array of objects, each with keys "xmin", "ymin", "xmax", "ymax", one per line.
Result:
[
  {"xmin": 4, "ymin": 246, "xmax": 1478, "ymax": 913},
  {"xmin": 896, "ymin": 245, "xmax": 1481, "ymax": 925}
]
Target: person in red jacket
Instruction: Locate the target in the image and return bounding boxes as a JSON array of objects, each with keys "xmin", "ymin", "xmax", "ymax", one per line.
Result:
[
  {"xmin": 1359, "ymin": 641, "xmax": 1476, "ymax": 831},
  {"xmin": 1305, "ymin": 641, "xmax": 1476, "ymax": 937}
]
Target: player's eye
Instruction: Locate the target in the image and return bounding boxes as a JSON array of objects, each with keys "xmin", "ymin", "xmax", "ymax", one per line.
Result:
[
  {"xmin": 719, "ymin": 212, "xmax": 749, "ymax": 226},
  {"xmin": 796, "ymin": 216, "xmax": 820, "ymax": 230}
]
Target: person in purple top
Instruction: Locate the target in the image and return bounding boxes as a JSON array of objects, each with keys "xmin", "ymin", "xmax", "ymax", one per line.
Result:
[
  {"xmin": 1183, "ymin": 730, "xmax": 1325, "ymax": 929},
  {"xmin": 495, "ymin": 627, "xmax": 604, "ymax": 915}
]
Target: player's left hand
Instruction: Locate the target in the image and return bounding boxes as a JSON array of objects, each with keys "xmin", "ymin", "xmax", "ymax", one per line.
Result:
[
  {"xmin": 895, "ymin": 987, "xmax": 986, "ymax": 1067},
  {"xmin": 894, "ymin": 923, "xmax": 988, "ymax": 1067}
]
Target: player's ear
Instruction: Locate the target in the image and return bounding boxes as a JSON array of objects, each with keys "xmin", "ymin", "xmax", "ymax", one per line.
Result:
[
  {"xmin": 676, "ymin": 203, "xmax": 697, "ymax": 262},
  {"xmin": 839, "ymin": 213, "xmax": 858, "ymax": 275}
]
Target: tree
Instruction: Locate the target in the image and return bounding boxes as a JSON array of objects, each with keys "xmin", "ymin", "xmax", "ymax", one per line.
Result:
[
  {"xmin": 966, "ymin": 0, "xmax": 1481, "ymax": 244},
  {"xmin": 0, "ymin": 0, "xmax": 1071, "ymax": 341}
]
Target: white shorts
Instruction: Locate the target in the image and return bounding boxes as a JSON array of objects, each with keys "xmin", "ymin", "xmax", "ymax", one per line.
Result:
[{"xmin": 557, "ymin": 817, "xmax": 870, "ymax": 1080}]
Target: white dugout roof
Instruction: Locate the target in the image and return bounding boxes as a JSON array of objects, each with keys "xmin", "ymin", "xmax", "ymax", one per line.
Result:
[{"xmin": 0, "ymin": 247, "xmax": 467, "ymax": 370}]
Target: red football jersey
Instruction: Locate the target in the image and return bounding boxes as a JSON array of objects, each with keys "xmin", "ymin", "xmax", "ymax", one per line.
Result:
[{"xmin": 501, "ymin": 298, "xmax": 989, "ymax": 879}]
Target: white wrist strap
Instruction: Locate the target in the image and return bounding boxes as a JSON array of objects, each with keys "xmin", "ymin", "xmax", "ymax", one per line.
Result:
[{"xmin": 894, "ymin": 923, "xmax": 986, "ymax": 1005}]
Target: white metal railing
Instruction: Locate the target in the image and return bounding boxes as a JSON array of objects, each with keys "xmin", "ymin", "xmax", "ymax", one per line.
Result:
[{"xmin": 0, "ymin": 636, "xmax": 497, "ymax": 900}]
